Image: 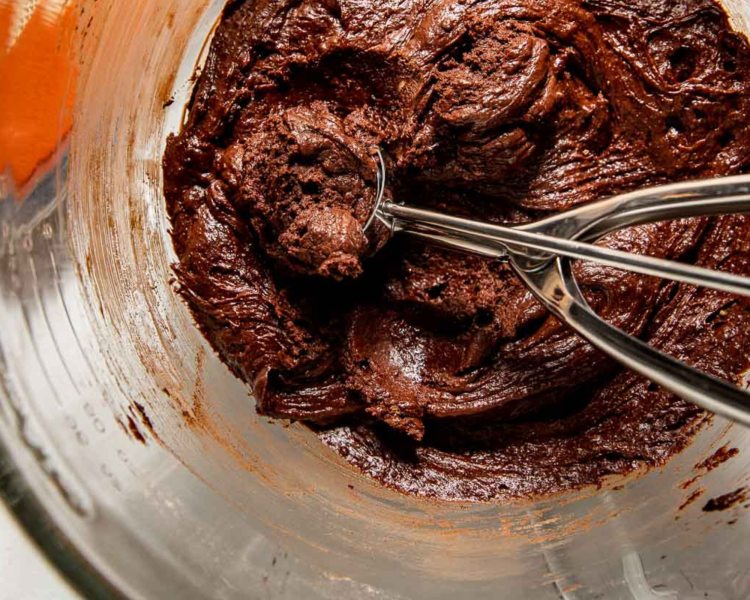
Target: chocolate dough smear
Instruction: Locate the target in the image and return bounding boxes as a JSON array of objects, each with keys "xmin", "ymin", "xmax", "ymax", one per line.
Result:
[{"xmin": 164, "ymin": 0, "xmax": 750, "ymax": 501}]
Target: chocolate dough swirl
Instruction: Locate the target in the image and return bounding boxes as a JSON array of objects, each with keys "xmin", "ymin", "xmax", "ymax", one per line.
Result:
[{"xmin": 164, "ymin": 0, "xmax": 750, "ymax": 501}]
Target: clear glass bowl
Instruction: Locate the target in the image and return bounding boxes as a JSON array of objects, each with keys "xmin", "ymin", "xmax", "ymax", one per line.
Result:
[{"xmin": 2, "ymin": 1, "xmax": 750, "ymax": 598}]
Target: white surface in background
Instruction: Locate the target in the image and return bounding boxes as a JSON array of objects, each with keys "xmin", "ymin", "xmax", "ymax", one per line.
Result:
[{"xmin": 0, "ymin": 502, "xmax": 78, "ymax": 599}]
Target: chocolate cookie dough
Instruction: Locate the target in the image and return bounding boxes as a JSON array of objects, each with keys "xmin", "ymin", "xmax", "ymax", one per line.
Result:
[{"xmin": 163, "ymin": 0, "xmax": 750, "ymax": 501}]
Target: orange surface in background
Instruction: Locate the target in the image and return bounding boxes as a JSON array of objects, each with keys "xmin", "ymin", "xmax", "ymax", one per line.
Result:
[{"xmin": 0, "ymin": 0, "xmax": 77, "ymax": 192}]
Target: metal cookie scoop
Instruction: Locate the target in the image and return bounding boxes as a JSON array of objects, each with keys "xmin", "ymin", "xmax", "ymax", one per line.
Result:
[{"xmin": 365, "ymin": 150, "xmax": 750, "ymax": 427}]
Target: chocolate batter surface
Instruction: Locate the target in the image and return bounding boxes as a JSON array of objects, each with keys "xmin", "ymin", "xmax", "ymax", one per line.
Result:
[{"xmin": 164, "ymin": 0, "xmax": 750, "ymax": 501}]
